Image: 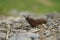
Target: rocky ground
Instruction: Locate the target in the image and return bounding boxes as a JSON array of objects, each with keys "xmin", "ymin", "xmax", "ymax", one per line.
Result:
[{"xmin": 0, "ymin": 13, "xmax": 60, "ymax": 40}]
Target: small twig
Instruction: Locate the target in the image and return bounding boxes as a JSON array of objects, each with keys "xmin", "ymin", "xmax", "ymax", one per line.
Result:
[
  {"xmin": 31, "ymin": 29, "xmax": 41, "ymax": 33},
  {"xmin": 6, "ymin": 24, "xmax": 11, "ymax": 40}
]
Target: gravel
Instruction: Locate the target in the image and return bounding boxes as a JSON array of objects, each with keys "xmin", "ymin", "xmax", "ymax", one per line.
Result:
[{"xmin": 0, "ymin": 13, "xmax": 60, "ymax": 40}]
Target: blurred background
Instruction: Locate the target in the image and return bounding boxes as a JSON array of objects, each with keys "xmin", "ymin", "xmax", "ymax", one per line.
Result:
[{"xmin": 0, "ymin": 0, "xmax": 60, "ymax": 16}]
